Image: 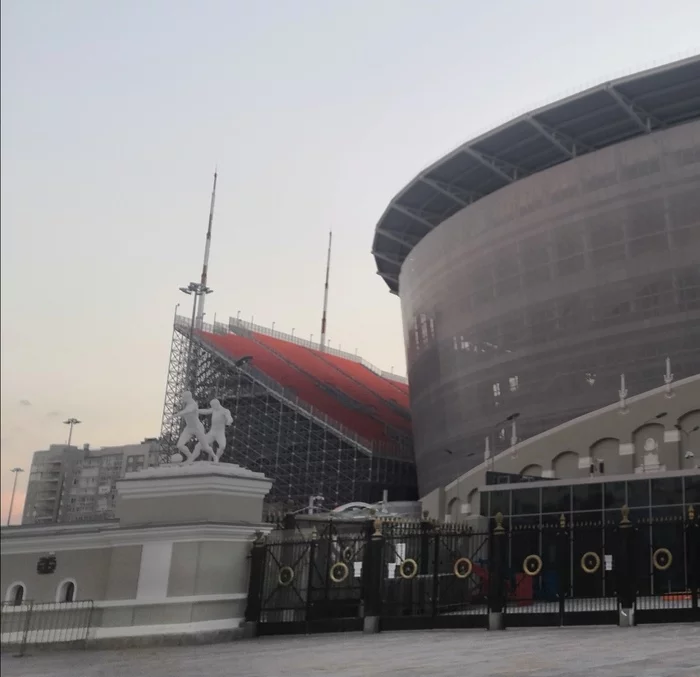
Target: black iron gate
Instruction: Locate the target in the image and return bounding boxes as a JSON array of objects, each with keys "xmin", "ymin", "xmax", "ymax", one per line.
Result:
[
  {"xmin": 246, "ymin": 524, "xmax": 367, "ymax": 635},
  {"xmin": 379, "ymin": 521, "xmax": 490, "ymax": 630},
  {"xmin": 503, "ymin": 514, "xmax": 618, "ymax": 628},
  {"xmin": 633, "ymin": 506, "xmax": 700, "ymax": 624}
]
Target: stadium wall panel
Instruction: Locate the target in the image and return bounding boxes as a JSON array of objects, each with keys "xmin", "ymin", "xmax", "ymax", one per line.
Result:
[{"xmin": 399, "ymin": 120, "xmax": 700, "ymax": 495}]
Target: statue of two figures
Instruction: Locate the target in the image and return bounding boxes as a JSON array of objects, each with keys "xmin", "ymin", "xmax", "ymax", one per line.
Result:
[{"xmin": 174, "ymin": 391, "xmax": 233, "ymax": 464}]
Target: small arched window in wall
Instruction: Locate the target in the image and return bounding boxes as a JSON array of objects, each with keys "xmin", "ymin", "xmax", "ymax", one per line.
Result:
[
  {"xmin": 520, "ymin": 464, "xmax": 543, "ymax": 478},
  {"xmin": 56, "ymin": 579, "xmax": 77, "ymax": 603},
  {"xmin": 5, "ymin": 582, "xmax": 26, "ymax": 607},
  {"xmin": 466, "ymin": 488, "xmax": 479, "ymax": 516},
  {"xmin": 446, "ymin": 497, "xmax": 462, "ymax": 523}
]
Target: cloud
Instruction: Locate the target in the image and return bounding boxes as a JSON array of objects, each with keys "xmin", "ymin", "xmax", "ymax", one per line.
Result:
[
  {"xmin": 46, "ymin": 411, "xmax": 62, "ymax": 418},
  {"xmin": 19, "ymin": 399, "xmax": 32, "ymax": 407}
]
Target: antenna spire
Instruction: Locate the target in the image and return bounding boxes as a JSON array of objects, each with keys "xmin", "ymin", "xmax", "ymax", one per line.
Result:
[
  {"xmin": 320, "ymin": 230, "xmax": 333, "ymax": 352},
  {"xmin": 195, "ymin": 170, "xmax": 218, "ymax": 327}
]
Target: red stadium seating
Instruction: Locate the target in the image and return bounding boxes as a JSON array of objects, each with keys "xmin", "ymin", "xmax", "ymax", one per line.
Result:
[
  {"xmin": 200, "ymin": 331, "xmax": 390, "ymax": 444},
  {"xmin": 319, "ymin": 352, "xmax": 410, "ymax": 414},
  {"xmin": 254, "ymin": 334, "xmax": 410, "ymax": 432}
]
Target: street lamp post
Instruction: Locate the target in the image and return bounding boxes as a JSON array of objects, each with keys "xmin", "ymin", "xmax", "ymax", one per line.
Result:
[
  {"xmin": 63, "ymin": 418, "xmax": 81, "ymax": 446},
  {"xmin": 7, "ymin": 467, "xmax": 24, "ymax": 526},
  {"xmin": 179, "ymin": 282, "xmax": 213, "ymax": 389}
]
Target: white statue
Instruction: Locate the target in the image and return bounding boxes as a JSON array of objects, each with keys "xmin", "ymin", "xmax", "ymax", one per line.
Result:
[
  {"xmin": 175, "ymin": 391, "xmax": 213, "ymax": 464},
  {"xmin": 192, "ymin": 398, "xmax": 233, "ymax": 462},
  {"xmin": 642, "ymin": 437, "xmax": 660, "ymax": 471}
]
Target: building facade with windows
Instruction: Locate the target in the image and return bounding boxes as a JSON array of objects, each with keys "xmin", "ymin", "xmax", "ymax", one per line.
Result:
[
  {"xmin": 420, "ymin": 374, "xmax": 699, "ymax": 525},
  {"xmin": 372, "ymin": 56, "xmax": 700, "ymax": 497},
  {"xmin": 22, "ymin": 440, "xmax": 159, "ymax": 525}
]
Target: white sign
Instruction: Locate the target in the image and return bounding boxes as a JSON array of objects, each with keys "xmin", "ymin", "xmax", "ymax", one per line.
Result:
[{"xmin": 604, "ymin": 554, "xmax": 613, "ymax": 571}]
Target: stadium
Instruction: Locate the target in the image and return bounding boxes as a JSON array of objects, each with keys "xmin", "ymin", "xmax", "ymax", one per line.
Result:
[
  {"xmin": 373, "ymin": 54, "xmax": 700, "ymax": 499},
  {"xmin": 159, "ymin": 56, "xmax": 700, "ymax": 516},
  {"xmin": 159, "ymin": 316, "xmax": 417, "ymax": 511}
]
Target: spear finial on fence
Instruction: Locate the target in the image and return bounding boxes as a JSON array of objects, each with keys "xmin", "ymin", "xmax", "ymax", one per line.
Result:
[
  {"xmin": 494, "ymin": 512, "xmax": 505, "ymax": 534},
  {"xmin": 620, "ymin": 504, "xmax": 631, "ymax": 527},
  {"xmin": 372, "ymin": 518, "xmax": 383, "ymax": 538}
]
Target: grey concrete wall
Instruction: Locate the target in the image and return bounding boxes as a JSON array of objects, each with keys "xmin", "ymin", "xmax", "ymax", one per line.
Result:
[
  {"xmin": 167, "ymin": 541, "xmax": 250, "ymax": 597},
  {"xmin": 421, "ymin": 487, "xmax": 445, "ymax": 521},
  {"xmin": 1, "ymin": 548, "xmax": 111, "ymax": 603},
  {"xmin": 98, "ymin": 599, "xmax": 246, "ymax": 628},
  {"xmin": 2, "ymin": 465, "xmax": 272, "ymax": 647},
  {"xmin": 117, "ymin": 493, "xmax": 264, "ymax": 526},
  {"xmin": 104, "ymin": 545, "xmax": 142, "ymax": 600}
]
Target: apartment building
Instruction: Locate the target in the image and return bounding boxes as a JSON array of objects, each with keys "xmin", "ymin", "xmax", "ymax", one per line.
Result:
[{"xmin": 22, "ymin": 439, "xmax": 159, "ymax": 524}]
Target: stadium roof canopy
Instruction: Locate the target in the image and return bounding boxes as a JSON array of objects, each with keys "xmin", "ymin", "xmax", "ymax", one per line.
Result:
[{"xmin": 372, "ymin": 55, "xmax": 700, "ymax": 294}]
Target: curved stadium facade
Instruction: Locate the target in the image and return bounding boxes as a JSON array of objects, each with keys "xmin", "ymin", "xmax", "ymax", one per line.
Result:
[{"xmin": 373, "ymin": 56, "xmax": 700, "ymax": 497}]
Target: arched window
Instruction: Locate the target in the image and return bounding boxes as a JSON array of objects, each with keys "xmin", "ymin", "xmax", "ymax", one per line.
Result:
[
  {"xmin": 5, "ymin": 582, "xmax": 26, "ymax": 607},
  {"xmin": 56, "ymin": 579, "xmax": 77, "ymax": 603}
]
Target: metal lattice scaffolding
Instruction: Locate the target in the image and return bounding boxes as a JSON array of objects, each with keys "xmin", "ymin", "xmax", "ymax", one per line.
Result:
[{"xmin": 159, "ymin": 322, "xmax": 417, "ymax": 511}]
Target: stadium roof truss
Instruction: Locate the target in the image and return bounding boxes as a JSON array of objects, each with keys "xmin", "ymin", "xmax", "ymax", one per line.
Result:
[{"xmin": 373, "ymin": 55, "xmax": 700, "ymax": 293}]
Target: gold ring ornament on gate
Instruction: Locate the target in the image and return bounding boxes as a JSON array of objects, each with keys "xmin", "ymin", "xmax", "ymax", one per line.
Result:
[
  {"xmin": 342, "ymin": 546, "xmax": 355, "ymax": 562},
  {"xmin": 398, "ymin": 558, "xmax": 419, "ymax": 580},
  {"xmin": 652, "ymin": 547, "xmax": 673, "ymax": 571},
  {"xmin": 278, "ymin": 566, "xmax": 295, "ymax": 587},
  {"xmin": 453, "ymin": 557, "xmax": 473, "ymax": 579},
  {"xmin": 580, "ymin": 551, "xmax": 601, "ymax": 574},
  {"xmin": 523, "ymin": 554, "xmax": 543, "ymax": 577},
  {"xmin": 330, "ymin": 561, "xmax": 349, "ymax": 584}
]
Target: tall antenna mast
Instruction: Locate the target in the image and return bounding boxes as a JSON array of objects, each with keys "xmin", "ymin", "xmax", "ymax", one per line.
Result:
[
  {"xmin": 196, "ymin": 169, "xmax": 218, "ymax": 328},
  {"xmin": 319, "ymin": 230, "xmax": 332, "ymax": 352}
]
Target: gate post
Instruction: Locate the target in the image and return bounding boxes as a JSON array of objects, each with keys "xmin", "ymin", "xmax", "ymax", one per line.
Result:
[
  {"xmin": 362, "ymin": 518, "xmax": 385, "ymax": 634},
  {"xmin": 556, "ymin": 513, "xmax": 569, "ymax": 626},
  {"xmin": 243, "ymin": 531, "xmax": 268, "ymax": 635},
  {"xmin": 304, "ymin": 529, "xmax": 319, "ymax": 628},
  {"xmin": 687, "ymin": 505, "xmax": 699, "ymax": 620},
  {"xmin": 17, "ymin": 601, "xmax": 33, "ymax": 658},
  {"xmin": 419, "ymin": 516, "xmax": 432, "ymax": 616},
  {"xmin": 488, "ymin": 512, "xmax": 506, "ymax": 630},
  {"xmin": 616, "ymin": 505, "xmax": 636, "ymax": 627}
]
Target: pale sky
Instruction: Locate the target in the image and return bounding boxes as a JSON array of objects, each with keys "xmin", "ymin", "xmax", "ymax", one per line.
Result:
[{"xmin": 2, "ymin": 0, "xmax": 699, "ymax": 523}]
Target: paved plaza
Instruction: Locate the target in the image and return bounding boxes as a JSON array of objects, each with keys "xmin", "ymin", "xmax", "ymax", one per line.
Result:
[{"xmin": 3, "ymin": 625, "xmax": 700, "ymax": 677}]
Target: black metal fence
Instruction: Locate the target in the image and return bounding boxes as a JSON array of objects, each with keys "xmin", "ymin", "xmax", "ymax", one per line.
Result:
[
  {"xmin": 0, "ymin": 601, "xmax": 94, "ymax": 656},
  {"xmin": 246, "ymin": 518, "xmax": 492, "ymax": 634},
  {"xmin": 245, "ymin": 505, "xmax": 699, "ymax": 635}
]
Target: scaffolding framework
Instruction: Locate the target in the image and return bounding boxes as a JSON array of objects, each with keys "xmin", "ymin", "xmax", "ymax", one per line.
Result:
[{"xmin": 159, "ymin": 324, "xmax": 417, "ymax": 511}]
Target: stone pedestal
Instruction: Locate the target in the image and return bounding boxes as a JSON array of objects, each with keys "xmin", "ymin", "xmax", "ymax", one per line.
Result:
[
  {"xmin": 488, "ymin": 612, "xmax": 504, "ymax": 631},
  {"xmin": 94, "ymin": 462, "xmax": 274, "ymax": 646},
  {"xmin": 619, "ymin": 607, "xmax": 635, "ymax": 627},
  {"xmin": 116, "ymin": 461, "xmax": 271, "ymax": 526}
]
